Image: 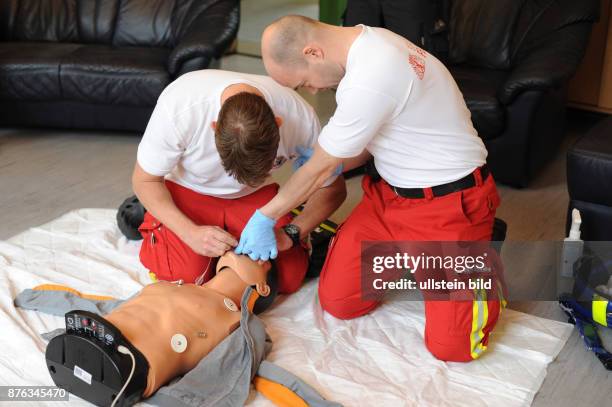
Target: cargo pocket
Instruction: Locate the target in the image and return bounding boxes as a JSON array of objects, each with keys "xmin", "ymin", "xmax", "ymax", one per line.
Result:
[
  {"xmin": 138, "ymin": 218, "xmax": 173, "ymax": 281},
  {"xmin": 458, "ymin": 188, "xmax": 501, "ymax": 226}
]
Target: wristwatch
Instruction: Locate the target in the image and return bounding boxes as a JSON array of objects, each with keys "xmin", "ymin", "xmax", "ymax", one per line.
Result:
[{"xmin": 282, "ymin": 224, "xmax": 301, "ymax": 248}]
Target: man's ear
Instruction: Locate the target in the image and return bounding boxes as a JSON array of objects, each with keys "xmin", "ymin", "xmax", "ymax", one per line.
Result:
[
  {"xmin": 211, "ymin": 121, "xmax": 217, "ymax": 131},
  {"xmin": 275, "ymin": 117, "xmax": 283, "ymax": 128},
  {"xmin": 302, "ymin": 45, "xmax": 323, "ymax": 60}
]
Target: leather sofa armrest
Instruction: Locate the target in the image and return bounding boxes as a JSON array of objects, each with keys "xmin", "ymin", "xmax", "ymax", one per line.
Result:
[
  {"xmin": 167, "ymin": 0, "xmax": 239, "ymax": 77},
  {"xmin": 497, "ymin": 22, "xmax": 592, "ymax": 105},
  {"xmin": 175, "ymin": 56, "xmax": 213, "ymax": 78}
]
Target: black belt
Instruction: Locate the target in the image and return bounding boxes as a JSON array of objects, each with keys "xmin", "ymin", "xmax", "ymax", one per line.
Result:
[{"xmin": 390, "ymin": 165, "xmax": 490, "ymax": 199}]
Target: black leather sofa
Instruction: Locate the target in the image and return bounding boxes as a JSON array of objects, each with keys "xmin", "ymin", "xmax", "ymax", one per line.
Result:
[
  {"xmin": 345, "ymin": 0, "xmax": 599, "ymax": 187},
  {"xmin": 0, "ymin": 0, "xmax": 239, "ymax": 132}
]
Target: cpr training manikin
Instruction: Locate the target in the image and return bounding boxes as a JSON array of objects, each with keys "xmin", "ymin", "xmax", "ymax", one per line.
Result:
[{"xmin": 14, "ymin": 252, "xmax": 340, "ymax": 407}]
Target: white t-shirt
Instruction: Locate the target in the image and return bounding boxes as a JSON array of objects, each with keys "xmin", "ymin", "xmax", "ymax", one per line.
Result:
[
  {"xmin": 318, "ymin": 26, "xmax": 487, "ymax": 188},
  {"xmin": 138, "ymin": 70, "xmax": 322, "ymax": 199}
]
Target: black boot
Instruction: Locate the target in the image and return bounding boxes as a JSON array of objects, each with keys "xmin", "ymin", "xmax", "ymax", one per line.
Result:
[{"xmin": 116, "ymin": 195, "xmax": 146, "ymax": 240}]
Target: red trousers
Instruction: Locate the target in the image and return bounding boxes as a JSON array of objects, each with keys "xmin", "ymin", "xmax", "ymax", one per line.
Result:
[
  {"xmin": 138, "ymin": 181, "xmax": 308, "ymax": 294},
  {"xmin": 319, "ymin": 172, "xmax": 503, "ymax": 362}
]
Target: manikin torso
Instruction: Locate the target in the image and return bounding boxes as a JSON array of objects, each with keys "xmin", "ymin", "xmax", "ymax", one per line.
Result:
[{"xmin": 104, "ymin": 252, "xmax": 270, "ymax": 397}]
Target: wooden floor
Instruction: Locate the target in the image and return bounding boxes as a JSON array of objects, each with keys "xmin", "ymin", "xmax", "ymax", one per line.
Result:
[{"xmin": 1, "ymin": 55, "xmax": 610, "ymax": 405}]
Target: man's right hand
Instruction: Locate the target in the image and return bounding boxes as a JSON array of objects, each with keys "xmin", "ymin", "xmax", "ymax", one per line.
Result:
[
  {"xmin": 235, "ymin": 209, "xmax": 278, "ymax": 261},
  {"xmin": 182, "ymin": 225, "xmax": 238, "ymax": 258}
]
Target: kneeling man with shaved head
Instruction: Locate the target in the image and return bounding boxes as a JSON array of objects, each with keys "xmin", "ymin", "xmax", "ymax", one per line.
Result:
[{"xmin": 237, "ymin": 16, "xmax": 503, "ymax": 363}]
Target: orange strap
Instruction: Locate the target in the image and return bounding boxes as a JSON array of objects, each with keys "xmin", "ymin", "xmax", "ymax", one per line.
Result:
[
  {"xmin": 247, "ymin": 289, "xmax": 260, "ymax": 312},
  {"xmin": 32, "ymin": 284, "xmax": 116, "ymax": 301},
  {"xmin": 253, "ymin": 376, "xmax": 308, "ymax": 407}
]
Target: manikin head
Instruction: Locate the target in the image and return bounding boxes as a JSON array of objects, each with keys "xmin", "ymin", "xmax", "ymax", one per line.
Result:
[{"xmin": 261, "ymin": 15, "xmax": 347, "ymax": 94}]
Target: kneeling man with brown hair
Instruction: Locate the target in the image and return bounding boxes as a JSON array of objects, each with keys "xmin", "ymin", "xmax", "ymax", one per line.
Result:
[{"xmin": 132, "ymin": 70, "xmax": 346, "ymax": 293}]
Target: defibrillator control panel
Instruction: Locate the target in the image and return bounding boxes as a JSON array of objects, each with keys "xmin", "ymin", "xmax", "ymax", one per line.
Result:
[{"xmin": 65, "ymin": 311, "xmax": 118, "ymax": 347}]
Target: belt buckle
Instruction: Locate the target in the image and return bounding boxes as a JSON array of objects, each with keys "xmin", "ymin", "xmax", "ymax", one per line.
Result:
[{"xmin": 392, "ymin": 186, "xmax": 400, "ymax": 197}]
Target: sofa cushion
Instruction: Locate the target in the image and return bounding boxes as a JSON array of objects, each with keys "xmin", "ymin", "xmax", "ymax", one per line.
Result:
[
  {"xmin": 1, "ymin": 0, "xmax": 122, "ymax": 44},
  {"xmin": 448, "ymin": 65, "xmax": 508, "ymax": 140},
  {"xmin": 60, "ymin": 45, "xmax": 171, "ymax": 106},
  {"xmin": 76, "ymin": 0, "xmax": 120, "ymax": 44},
  {"xmin": 12, "ymin": 0, "xmax": 79, "ymax": 42},
  {"xmin": 112, "ymin": 0, "xmax": 174, "ymax": 47},
  {"xmin": 448, "ymin": 0, "xmax": 523, "ymax": 70},
  {"xmin": 510, "ymin": 0, "xmax": 599, "ymax": 65},
  {"xmin": 567, "ymin": 117, "xmax": 612, "ymax": 208},
  {"xmin": 0, "ymin": 41, "xmax": 81, "ymax": 100}
]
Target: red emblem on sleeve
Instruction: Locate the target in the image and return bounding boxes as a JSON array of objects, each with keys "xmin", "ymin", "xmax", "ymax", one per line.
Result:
[
  {"xmin": 407, "ymin": 42, "xmax": 428, "ymax": 58},
  {"xmin": 409, "ymin": 54, "xmax": 426, "ymax": 80}
]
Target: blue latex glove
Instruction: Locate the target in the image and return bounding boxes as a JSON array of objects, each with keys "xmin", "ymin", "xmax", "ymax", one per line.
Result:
[
  {"xmin": 235, "ymin": 209, "xmax": 278, "ymax": 261},
  {"xmin": 292, "ymin": 145, "xmax": 314, "ymax": 171},
  {"xmin": 292, "ymin": 145, "xmax": 344, "ymax": 176}
]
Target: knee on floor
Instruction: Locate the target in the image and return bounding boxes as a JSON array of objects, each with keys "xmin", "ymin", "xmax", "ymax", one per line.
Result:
[
  {"xmin": 425, "ymin": 336, "xmax": 489, "ymax": 363},
  {"xmin": 319, "ymin": 293, "xmax": 379, "ymax": 320}
]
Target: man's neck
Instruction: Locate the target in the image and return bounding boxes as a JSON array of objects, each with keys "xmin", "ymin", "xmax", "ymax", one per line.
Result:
[
  {"xmin": 321, "ymin": 24, "xmax": 364, "ymax": 72},
  {"xmin": 220, "ymin": 83, "xmax": 263, "ymax": 104}
]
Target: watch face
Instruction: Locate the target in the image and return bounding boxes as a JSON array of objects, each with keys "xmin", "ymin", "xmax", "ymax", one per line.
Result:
[{"xmin": 284, "ymin": 224, "xmax": 300, "ymax": 236}]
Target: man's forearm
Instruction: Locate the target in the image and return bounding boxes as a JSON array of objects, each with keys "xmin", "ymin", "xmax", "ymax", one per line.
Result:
[
  {"xmin": 260, "ymin": 159, "xmax": 337, "ymax": 221},
  {"xmin": 133, "ymin": 180, "xmax": 195, "ymax": 240},
  {"xmin": 290, "ymin": 176, "xmax": 346, "ymax": 239},
  {"xmin": 259, "ymin": 143, "xmax": 349, "ymax": 221}
]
